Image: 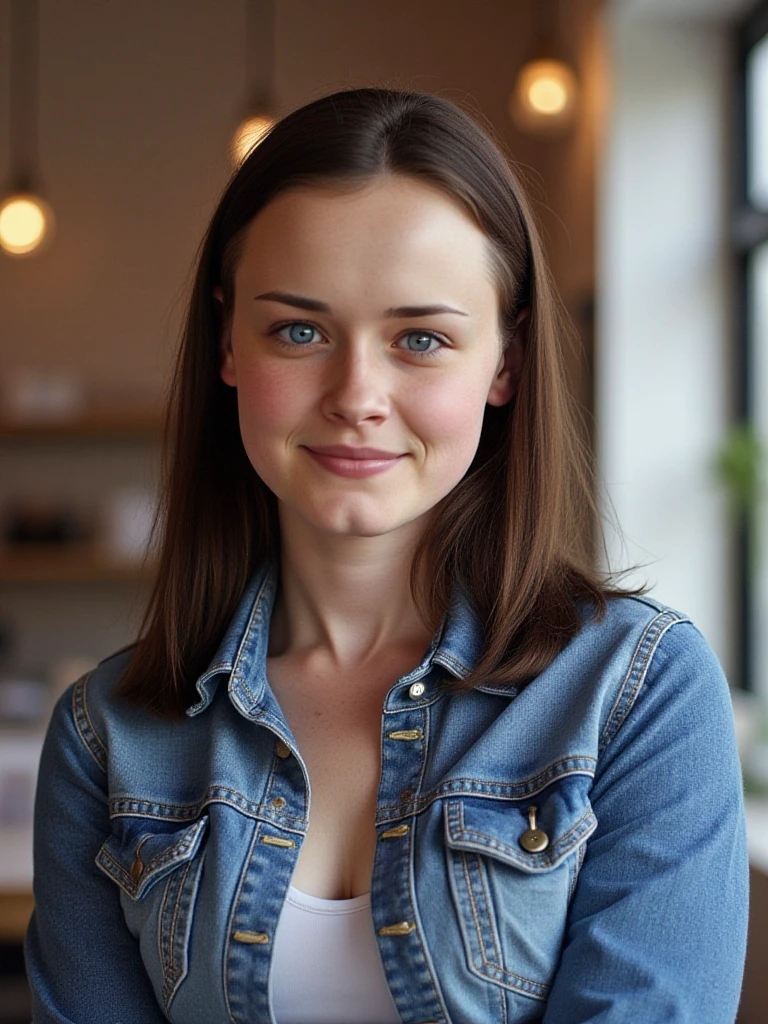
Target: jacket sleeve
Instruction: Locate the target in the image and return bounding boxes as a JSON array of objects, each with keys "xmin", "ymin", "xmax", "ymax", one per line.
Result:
[
  {"xmin": 24, "ymin": 680, "xmax": 168, "ymax": 1023},
  {"xmin": 543, "ymin": 618, "xmax": 749, "ymax": 1024}
]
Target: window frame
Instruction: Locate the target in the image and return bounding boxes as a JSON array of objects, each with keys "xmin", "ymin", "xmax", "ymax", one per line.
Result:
[{"xmin": 733, "ymin": 0, "xmax": 768, "ymax": 693}]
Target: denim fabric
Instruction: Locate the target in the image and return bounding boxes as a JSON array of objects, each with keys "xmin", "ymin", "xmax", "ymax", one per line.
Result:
[{"xmin": 24, "ymin": 555, "xmax": 749, "ymax": 1023}]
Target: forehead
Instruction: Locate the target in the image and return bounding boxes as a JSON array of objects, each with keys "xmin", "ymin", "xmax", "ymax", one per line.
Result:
[{"xmin": 235, "ymin": 176, "xmax": 499, "ymax": 313}]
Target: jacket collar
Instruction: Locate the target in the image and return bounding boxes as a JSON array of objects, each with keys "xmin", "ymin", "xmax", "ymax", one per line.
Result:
[{"xmin": 186, "ymin": 552, "xmax": 490, "ymax": 718}]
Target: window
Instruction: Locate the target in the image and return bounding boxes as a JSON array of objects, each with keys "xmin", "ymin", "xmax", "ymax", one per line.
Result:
[{"xmin": 735, "ymin": 1, "xmax": 768, "ymax": 695}]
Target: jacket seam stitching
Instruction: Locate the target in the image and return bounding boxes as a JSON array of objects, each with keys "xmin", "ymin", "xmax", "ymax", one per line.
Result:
[
  {"xmin": 224, "ymin": 822, "xmax": 261, "ymax": 1023},
  {"xmin": 600, "ymin": 611, "xmax": 692, "ymax": 753},
  {"xmin": 158, "ymin": 874, "xmax": 171, "ymax": 997},
  {"xmin": 229, "ymin": 568, "xmax": 275, "ymax": 706},
  {"xmin": 105, "ymin": 767, "xmax": 599, "ymax": 828},
  {"xmin": 161, "ymin": 858, "xmax": 193, "ymax": 1008},
  {"xmin": 447, "ymin": 801, "xmax": 552, "ymax": 999},
  {"xmin": 402, "ymin": 701, "xmax": 452, "ymax": 1024},
  {"xmin": 449, "ymin": 803, "xmax": 595, "ymax": 870},
  {"xmin": 457, "ymin": 843, "xmax": 550, "ymax": 996},
  {"xmin": 72, "ymin": 672, "xmax": 108, "ymax": 773}
]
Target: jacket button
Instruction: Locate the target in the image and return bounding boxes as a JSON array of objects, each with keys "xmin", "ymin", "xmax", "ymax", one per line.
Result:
[
  {"xmin": 378, "ymin": 920, "xmax": 416, "ymax": 935},
  {"xmin": 232, "ymin": 930, "xmax": 270, "ymax": 944},
  {"xmin": 130, "ymin": 858, "xmax": 143, "ymax": 881},
  {"xmin": 275, "ymin": 739, "xmax": 291, "ymax": 758},
  {"xmin": 408, "ymin": 682, "xmax": 425, "ymax": 699},
  {"xmin": 380, "ymin": 823, "xmax": 410, "ymax": 839},
  {"xmin": 519, "ymin": 804, "xmax": 549, "ymax": 853}
]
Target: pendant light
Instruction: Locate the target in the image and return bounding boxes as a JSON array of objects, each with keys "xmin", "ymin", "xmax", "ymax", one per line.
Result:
[
  {"xmin": 231, "ymin": 0, "xmax": 277, "ymax": 166},
  {"xmin": 0, "ymin": 0, "xmax": 55, "ymax": 256},
  {"xmin": 509, "ymin": 0, "xmax": 579, "ymax": 138}
]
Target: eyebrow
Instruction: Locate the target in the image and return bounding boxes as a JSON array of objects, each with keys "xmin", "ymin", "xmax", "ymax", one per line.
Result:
[{"xmin": 253, "ymin": 290, "xmax": 469, "ymax": 319}]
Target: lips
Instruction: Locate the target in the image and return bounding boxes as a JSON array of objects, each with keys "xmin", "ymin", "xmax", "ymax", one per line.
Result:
[{"xmin": 303, "ymin": 445, "xmax": 402, "ymax": 460}]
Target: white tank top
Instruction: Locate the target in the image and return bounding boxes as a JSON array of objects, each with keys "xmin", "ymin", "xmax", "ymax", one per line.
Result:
[{"xmin": 269, "ymin": 884, "xmax": 402, "ymax": 1023}]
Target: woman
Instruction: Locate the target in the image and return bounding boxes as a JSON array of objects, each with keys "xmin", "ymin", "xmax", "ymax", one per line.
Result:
[{"xmin": 25, "ymin": 87, "xmax": 748, "ymax": 1023}]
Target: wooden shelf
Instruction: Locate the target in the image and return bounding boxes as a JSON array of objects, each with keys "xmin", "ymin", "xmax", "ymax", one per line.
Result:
[
  {"xmin": 0, "ymin": 544, "xmax": 158, "ymax": 583},
  {"xmin": 0, "ymin": 408, "xmax": 163, "ymax": 440},
  {"xmin": 0, "ymin": 890, "xmax": 33, "ymax": 943}
]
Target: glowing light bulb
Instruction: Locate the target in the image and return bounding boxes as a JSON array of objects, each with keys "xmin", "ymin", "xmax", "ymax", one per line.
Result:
[
  {"xmin": 527, "ymin": 76, "xmax": 568, "ymax": 115},
  {"xmin": 232, "ymin": 114, "xmax": 275, "ymax": 165},
  {"xmin": 0, "ymin": 193, "xmax": 52, "ymax": 255},
  {"xmin": 510, "ymin": 59, "xmax": 578, "ymax": 136}
]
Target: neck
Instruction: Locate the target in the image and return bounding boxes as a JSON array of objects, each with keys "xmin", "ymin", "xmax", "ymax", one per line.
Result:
[{"xmin": 267, "ymin": 509, "xmax": 439, "ymax": 671}]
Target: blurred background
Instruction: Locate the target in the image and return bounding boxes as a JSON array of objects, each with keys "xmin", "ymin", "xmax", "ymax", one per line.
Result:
[{"xmin": 0, "ymin": 0, "xmax": 766, "ymax": 1019}]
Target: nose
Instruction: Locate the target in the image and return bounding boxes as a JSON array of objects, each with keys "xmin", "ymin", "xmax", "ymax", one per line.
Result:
[{"xmin": 319, "ymin": 342, "xmax": 391, "ymax": 426}]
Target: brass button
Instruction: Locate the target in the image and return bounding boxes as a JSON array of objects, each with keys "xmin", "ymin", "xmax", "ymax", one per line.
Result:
[
  {"xmin": 400, "ymin": 789, "xmax": 414, "ymax": 802},
  {"xmin": 519, "ymin": 805, "xmax": 549, "ymax": 853},
  {"xmin": 271, "ymin": 796, "xmax": 286, "ymax": 809},
  {"xmin": 378, "ymin": 920, "xmax": 416, "ymax": 935},
  {"xmin": 232, "ymin": 929, "xmax": 270, "ymax": 944},
  {"xmin": 408, "ymin": 682, "xmax": 425, "ymax": 699},
  {"xmin": 275, "ymin": 739, "xmax": 291, "ymax": 758},
  {"xmin": 380, "ymin": 823, "xmax": 410, "ymax": 839},
  {"xmin": 130, "ymin": 858, "xmax": 143, "ymax": 881}
]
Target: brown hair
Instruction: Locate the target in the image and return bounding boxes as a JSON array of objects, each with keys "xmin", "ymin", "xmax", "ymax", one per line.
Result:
[{"xmin": 115, "ymin": 86, "xmax": 648, "ymax": 719}]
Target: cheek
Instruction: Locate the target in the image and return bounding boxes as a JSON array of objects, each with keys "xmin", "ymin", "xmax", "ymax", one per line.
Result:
[
  {"xmin": 414, "ymin": 377, "xmax": 489, "ymax": 461},
  {"xmin": 231, "ymin": 357, "xmax": 493, "ymax": 484},
  {"xmin": 229, "ymin": 366, "xmax": 312, "ymax": 488},
  {"xmin": 235, "ymin": 365, "xmax": 309, "ymax": 439}
]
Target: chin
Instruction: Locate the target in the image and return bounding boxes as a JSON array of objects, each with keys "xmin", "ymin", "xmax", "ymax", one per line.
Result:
[
  {"xmin": 275, "ymin": 487, "xmax": 439, "ymax": 537},
  {"xmin": 293, "ymin": 502, "xmax": 420, "ymax": 538},
  {"xmin": 315, "ymin": 517, "xmax": 408, "ymax": 538}
]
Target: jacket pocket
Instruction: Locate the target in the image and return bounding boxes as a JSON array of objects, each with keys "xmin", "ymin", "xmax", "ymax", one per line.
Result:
[
  {"xmin": 96, "ymin": 815, "xmax": 209, "ymax": 1012},
  {"xmin": 443, "ymin": 778, "xmax": 596, "ymax": 1002}
]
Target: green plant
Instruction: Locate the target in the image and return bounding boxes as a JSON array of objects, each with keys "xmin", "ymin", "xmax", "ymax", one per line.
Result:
[{"xmin": 711, "ymin": 421, "xmax": 767, "ymax": 577}]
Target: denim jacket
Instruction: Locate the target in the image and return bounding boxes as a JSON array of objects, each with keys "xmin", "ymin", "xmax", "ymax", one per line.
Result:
[{"xmin": 24, "ymin": 556, "xmax": 749, "ymax": 1023}]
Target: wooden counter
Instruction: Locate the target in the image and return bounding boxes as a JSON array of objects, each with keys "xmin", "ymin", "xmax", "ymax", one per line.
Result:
[{"xmin": 0, "ymin": 891, "xmax": 33, "ymax": 943}]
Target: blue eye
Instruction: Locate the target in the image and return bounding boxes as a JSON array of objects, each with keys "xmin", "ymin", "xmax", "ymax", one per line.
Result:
[
  {"xmin": 277, "ymin": 323, "xmax": 320, "ymax": 346},
  {"xmin": 268, "ymin": 321, "xmax": 447, "ymax": 359},
  {"xmin": 401, "ymin": 330, "xmax": 443, "ymax": 357}
]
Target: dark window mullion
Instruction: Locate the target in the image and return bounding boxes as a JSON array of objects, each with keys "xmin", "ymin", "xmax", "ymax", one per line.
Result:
[
  {"xmin": 731, "ymin": 1, "xmax": 768, "ymax": 692},
  {"xmin": 743, "ymin": 3, "xmax": 768, "ymax": 53},
  {"xmin": 732, "ymin": 208, "xmax": 768, "ymax": 251}
]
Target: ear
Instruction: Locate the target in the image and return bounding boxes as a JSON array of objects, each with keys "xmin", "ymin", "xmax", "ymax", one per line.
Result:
[
  {"xmin": 486, "ymin": 305, "xmax": 529, "ymax": 407},
  {"xmin": 214, "ymin": 285, "xmax": 237, "ymax": 387}
]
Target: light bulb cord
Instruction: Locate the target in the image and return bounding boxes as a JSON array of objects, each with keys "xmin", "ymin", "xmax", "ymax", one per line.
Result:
[
  {"xmin": 244, "ymin": 0, "xmax": 276, "ymax": 110},
  {"xmin": 9, "ymin": 0, "xmax": 40, "ymax": 189}
]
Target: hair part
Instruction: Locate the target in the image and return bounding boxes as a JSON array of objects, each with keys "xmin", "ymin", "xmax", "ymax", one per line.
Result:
[{"xmin": 114, "ymin": 86, "xmax": 649, "ymax": 719}]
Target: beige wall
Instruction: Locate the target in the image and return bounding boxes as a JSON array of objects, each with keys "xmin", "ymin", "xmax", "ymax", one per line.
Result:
[{"xmin": 0, "ymin": 0, "xmax": 602, "ymax": 406}]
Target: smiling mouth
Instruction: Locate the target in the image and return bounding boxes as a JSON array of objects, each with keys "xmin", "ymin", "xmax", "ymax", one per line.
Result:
[
  {"xmin": 303, "ymin": 446, "xmax": 403, "ymax": 460},
  {"xmin": 302, "ymin": 447, "xmax": 405, "ymax": 476}
]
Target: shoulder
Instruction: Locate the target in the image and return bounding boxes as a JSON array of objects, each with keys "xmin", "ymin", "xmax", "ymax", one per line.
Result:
[
  {"xmin": 575, "ymin": 589, "xmax": 716, "ymax": 683},
  {"xmin": 52, "ymin": 643, "xmax": 142, "ymax": 772},
  {"xmin": 578, "ymin": 588, "xmax": 690, "ymax": 637},
  {"xmin": 552, "ymin": 590, "xmax": 731, "ymax": 756},
  {"xmin": 76, "ymin": 642, "xmax": 138, "ymax": 710},
  {"xmin": 36, "ymin": 642, "xmax": 140, "ymax": 785},
  {"xmin": 579, "ymin": 592, "xmax": 732, "ymax": 755},
  {"xmin": 571, "ymin": 588, "xmax": 701, "ymax": 678},
  {"xmin": 588, "ymin": 590, "xmax": 725, "ymax": 686}
]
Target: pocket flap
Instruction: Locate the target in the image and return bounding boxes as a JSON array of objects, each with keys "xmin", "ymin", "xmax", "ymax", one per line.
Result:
[
  {"xmin": 96, "ymin": 815, "xmax": 209, "ymax": 900},
  {"xmin": 444, "ymin": 782, "xmax": 596, "ymax": 873}
]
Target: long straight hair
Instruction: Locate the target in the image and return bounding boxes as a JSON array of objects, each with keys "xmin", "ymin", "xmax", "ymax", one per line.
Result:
[{"xmin": 114, "ymin": 87, "xmax": 648, "ymax": 719}]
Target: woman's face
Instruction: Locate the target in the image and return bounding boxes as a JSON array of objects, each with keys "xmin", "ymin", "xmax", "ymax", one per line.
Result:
[{"xmin": 216, "ymin": 174, "xmax": 523, "ymax": 541}]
